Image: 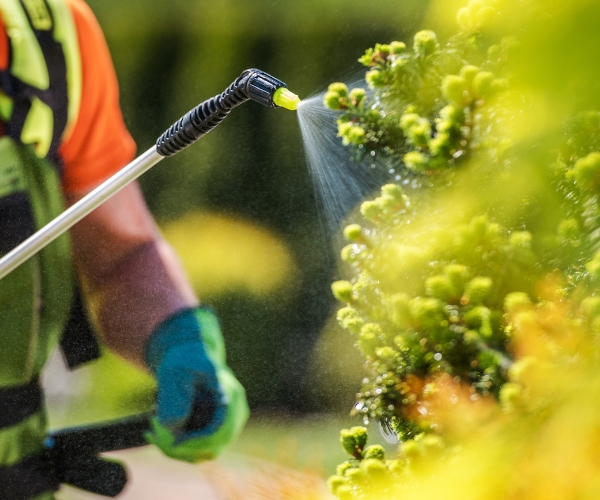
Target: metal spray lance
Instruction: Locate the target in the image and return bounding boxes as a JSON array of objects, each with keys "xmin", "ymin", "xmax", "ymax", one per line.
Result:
[{"xmin": 0, "ymin": 68, "xmax": 300, "ymax": 279}]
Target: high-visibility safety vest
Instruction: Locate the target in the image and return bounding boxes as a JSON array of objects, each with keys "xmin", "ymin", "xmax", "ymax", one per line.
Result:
[{"xmin": 0, "ymin": 1, "xmax": 85, "ymax": 498}]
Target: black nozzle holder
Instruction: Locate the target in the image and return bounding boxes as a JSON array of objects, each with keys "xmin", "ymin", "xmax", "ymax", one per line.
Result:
[{"xmin": 156, "ymin": 69, "xmax": 286, "ymax": 157}]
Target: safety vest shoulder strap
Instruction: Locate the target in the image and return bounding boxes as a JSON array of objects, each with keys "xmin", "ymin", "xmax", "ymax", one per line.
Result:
[{"xmin": 0, "ymin": 0, "xmax": 82, "ymax": 162}]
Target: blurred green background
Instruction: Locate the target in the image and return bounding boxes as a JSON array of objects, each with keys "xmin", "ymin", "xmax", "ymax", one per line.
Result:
[{"xmin": 73, "ymin": 0, "xmax": 430, "ymax": 416}]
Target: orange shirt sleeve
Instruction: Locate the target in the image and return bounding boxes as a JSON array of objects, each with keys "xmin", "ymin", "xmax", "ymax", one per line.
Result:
[
  {"xmin": 59, "ymin": 0, "xmax": 136, "ymax": 194},
  {"xmin": 0, "ymin": 19, "xmax": 7, "ymax": 71}
]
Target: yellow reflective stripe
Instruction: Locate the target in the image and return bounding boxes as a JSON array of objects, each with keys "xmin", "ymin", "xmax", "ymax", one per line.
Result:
[
  {"xmin": 0, "ymin": 0, "xmax": 49, "ymax": 90},
  {"xmin": 46, "ymin": 0, "xmax": 82, "ymax": 140},
  {"xmin": 0, "ymin": 92, "xmax": 14, "ymax": 122},
  {"xmin": 21, "ymin": 0, "xmax": 52, "ymax": 31},
  {"xmin": 0, "ymin": 0, "xmax": 82, "ymax": 155},
  {"xmin": 21, "ymin": 97, "xmax": 53, "ymax": 157},
  {"xmin": 0, "ymin": 410, "xmax": 45, "ymax": 467},
  {"xmin": 31, "ymin": 494, "xmax": 55, "ymax": 500}
]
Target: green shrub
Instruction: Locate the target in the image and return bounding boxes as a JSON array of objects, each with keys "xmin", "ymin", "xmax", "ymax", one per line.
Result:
[{"xmin": 324, "ymin": 0, "xmax": 600, "ymax": 497}]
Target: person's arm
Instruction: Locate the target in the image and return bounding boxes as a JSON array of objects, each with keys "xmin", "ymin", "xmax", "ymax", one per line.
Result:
[
  {"xmin": 61, "ymin": 0, "xmax": 248, "ymax": 459},
  {"xmin": 66, "ymin": 181, "xmax": 197, "ymax": 367},
  {"xmin": 67, "ymin": 182, "xmax": 249, "ymax": 462},
  {"xmin": 62, "ymin": 0, "xmax": 197, "ymax": 352}
]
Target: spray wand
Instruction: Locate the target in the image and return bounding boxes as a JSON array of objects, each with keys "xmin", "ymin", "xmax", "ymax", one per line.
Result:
[{"xmin": 0, "ymin": 68, "xmax": 300, "ymax": 279}]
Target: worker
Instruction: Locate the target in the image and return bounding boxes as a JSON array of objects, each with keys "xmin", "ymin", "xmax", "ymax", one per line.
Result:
[{"xmin": 0, "ymin": 0, "xmax": 248, "ymax": 498}]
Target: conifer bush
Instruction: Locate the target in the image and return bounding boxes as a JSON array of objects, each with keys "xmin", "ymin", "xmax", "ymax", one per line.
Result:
[{"xmin": 323, "ymin": 0, "xmax": 600, "ymax": 497}]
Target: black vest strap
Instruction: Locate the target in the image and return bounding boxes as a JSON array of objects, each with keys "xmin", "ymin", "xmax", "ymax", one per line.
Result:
[
  {"xmin": 60, "ymin": 282, "xmax": 101, "ymax": 369},
  {"xmin": 0, "ymin": 191, "xmax": 36, "ymax": 255},
  {"xmin": 0, "ymin": 378, "xmax": 42, "ymax": 430},
  {"xmin": 0, "ymin": 379, "xmax": 49, "ymax": 499}
]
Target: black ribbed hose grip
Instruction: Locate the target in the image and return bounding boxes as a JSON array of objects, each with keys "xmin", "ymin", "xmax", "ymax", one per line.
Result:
[{"xmin": 156, "ymin": 69, "xmax": 286, "ymax": 157}]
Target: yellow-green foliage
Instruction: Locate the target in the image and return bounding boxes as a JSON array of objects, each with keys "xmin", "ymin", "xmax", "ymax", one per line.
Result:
[
  {"xmin": 330, "ymin": 299, "xmax": 600, "ymax": 499},
  {"xmin": 325, "ymin": 0, "xmax": 600, "ymax": 497}
]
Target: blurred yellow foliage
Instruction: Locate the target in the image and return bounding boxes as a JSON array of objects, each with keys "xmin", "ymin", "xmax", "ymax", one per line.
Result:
[
  {"xmin": 161, "ymin": 211, "xmax": 297, "ymax": 297},
  {"xmin": 398, "ymin": 301, "xmax": 600, "ymax": 499},
  {"xmin": 323, "ymin": 295, "xmax": 600, "ymax": 499}
]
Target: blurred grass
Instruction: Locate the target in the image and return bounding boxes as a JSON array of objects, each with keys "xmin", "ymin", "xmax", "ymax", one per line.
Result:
[{"xmin": 229, "ymin": 413, "xmax": 359, "ymax": 476}]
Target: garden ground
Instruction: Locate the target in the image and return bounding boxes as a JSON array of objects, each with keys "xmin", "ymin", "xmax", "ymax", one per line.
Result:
[{"xmin": 55, "ymin": 414, "xmax": 360, "ymax": 500}]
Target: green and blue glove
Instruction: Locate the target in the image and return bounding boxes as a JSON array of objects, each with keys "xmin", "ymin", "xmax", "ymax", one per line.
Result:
[{"xmin": 145, "ymin": 307, "xmax": 249, "ymax": 463}]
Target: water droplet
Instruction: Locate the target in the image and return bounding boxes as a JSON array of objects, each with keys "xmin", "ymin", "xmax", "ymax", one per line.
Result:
[
  {"xmin": 388, "ymin": 405, "xmax": 394, "ymax": 411},
  {"xmin": 434, "ymin": 353, "xmax": 442, "ymax": 361},
  {"xmin": 363, "ymin": 418, "xmax": 370, "ymax": 426},
  {"xmin": 388, "ymin": 168, "xmax": 395, "ymax": 174},
  {"xmin": 355, "ymin": 402, "xmax": 364, "ymax": 411}
]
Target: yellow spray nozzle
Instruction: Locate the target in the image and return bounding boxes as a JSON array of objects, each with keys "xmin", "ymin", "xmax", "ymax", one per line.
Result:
[{"xmin": 273, "ymin": 87, "xmax": 301, "ymax": 111}]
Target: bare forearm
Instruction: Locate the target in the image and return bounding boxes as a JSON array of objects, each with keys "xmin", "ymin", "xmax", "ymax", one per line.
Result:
[
  {"xmin": 83, "ymin": 239, "xmax": 197, "ymax": 366},
  {"xmin": 68, "ymin": 182, "xmax": 197, "ymax": 368}
]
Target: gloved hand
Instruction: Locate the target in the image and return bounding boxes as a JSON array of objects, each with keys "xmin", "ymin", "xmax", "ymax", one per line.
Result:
[{"xmin": 144, "ymin": 307, "xmax": 249, "ymax": 463}]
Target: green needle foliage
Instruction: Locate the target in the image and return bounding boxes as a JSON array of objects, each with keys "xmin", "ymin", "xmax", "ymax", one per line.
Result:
[
  {"xmin": 325, "ymin": 20, "xmax": 539, "ymax": 436},
  {"xmin": 324, "ymin": 0, "xmax": 600, "ymax": 497}
]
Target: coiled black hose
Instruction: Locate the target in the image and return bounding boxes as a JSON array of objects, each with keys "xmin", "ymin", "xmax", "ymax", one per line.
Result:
[{"xmin": 156, "ymin": 68, "xmax": 286, "ymax": 157}]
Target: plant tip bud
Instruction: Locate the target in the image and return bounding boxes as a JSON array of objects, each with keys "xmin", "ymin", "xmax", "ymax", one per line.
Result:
[
  {"xmin": 332, "ymin": 281, "xmax": 354, "ymax": 303},
  {"xmin": 340, "ymin": 427, "xmax": 368, "ymax": 457},
  {"xmin": 363, "ymin": 444, "xmax": 385, "ymax": 460},
  {"xmin": 573, "ymin": 152, "xmax": 600, "ymax": 191},
  {"xmin": 413, "ymin": 30, "xmax": 439, "ymax": 57},
  {"xmin": 344, "ymin": 224, "xmax": 364, "ymax": 242}
]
